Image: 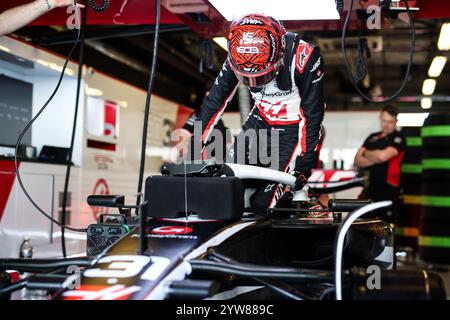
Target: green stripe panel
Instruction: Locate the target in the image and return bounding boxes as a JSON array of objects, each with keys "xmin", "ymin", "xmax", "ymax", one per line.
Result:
[
  {"xmin": 419, "ymin": 236, "xmax": 450, "ymax": 249},
  {"xmin": 422, "ymin": 159, "xmax": 450, "ymax": 170},
  {"xmin": 403, "ymin": 195, "xmax": 450, "ymax": 207},
  {"xmin": 422, "ymin": 196, "xmax": 450, "ymax": 207},
  {"xmin": 401, "ymin": 164, "xmax": 422, "ymax": 174},
  {"xmin": 406, "ymin": 137, "xmax": 422, "ymax": 147},
  {"xmin": 422, "ymin": 125, "xmax": 450, "ymax": 137}
]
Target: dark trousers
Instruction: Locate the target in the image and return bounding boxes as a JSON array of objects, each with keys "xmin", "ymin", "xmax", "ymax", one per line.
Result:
[{"xmin": 227, "ymin": 109, "xmax": 303, "ymax": 215}]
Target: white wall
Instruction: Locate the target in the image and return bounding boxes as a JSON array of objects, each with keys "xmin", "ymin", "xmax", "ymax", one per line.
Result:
[
  {"xmin": 223, "ymin": 111, "xmax": 382, "ymax": 170},
  {"xmin": 29, "ymin": 76, "xmax": 84, "ymax": 166},
  {"xmin": 321, "ymin": 111, "xmax": 380, "ymax": 169}
]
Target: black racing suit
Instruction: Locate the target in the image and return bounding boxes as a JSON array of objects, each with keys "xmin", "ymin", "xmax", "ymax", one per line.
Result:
[{"xmin": 186, "ymin": 33, "xmax": 325, "ymax": 214}]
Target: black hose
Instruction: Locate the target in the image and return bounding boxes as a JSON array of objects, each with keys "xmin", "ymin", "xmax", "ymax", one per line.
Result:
[
  {"xmin": 294, "ymin": 255, "xmax": 333, "ymax": 267},
  {"xmin": 135, "ymin": 0, "xmax": 161, "ymax": 211},
  {"xmin": 199, "ymin": 40, "xmax": 214, "ymax": 74},
  {"xmin": 0, "ymin": 279, "xmax": 27, "ymax": 297},
  {"xmin": 207, "ymin": 250, "xmax": 237, "ymax": 263},
  {"xmin": 354, "ymin": 36, "xmax": 368, "ymax": 82},
  {"xmin": 61, "ymin": 7, "xmax": 88, "ymax": 258},
  {"xmin": 253, "ymin": 278, "xmax": 312, "ymax": 300},
  {"xmin": 319, "ymin": 286, "xmax": 335, "ymax": 300},
  {"xmin": 309, "ymin": 179, "xmax": 365, "ymax": 194},
  {"xmin": 341, "ymin": 0, "xmax": 415, "ymax": 103},
  {"xmin": 210, "ymin": 249, "xmax": 332, "ymax": 275},
  {"xmin": 206, "ymin": 252, "xmax": 319, "ymax": 299},
  {"xmin": 189, "ymin": 259, "xmax": 334, "ymax": 283},
  {"xmin": 14, "ymin": 2, "xmax": 86, "ymax": 233},
  {"xmin": 0, "ymin": 258, "xmax": 92, "ymax": 273}
]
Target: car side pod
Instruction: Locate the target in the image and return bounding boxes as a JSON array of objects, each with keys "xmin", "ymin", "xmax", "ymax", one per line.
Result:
[{"xmin": 348, "ymin": 267, "xmax": 447, "ymax": 300}]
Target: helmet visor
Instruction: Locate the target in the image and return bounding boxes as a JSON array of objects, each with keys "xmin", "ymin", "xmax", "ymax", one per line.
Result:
[
  {"xmin": 234, "ymin": 68, "xmax": 278, "ymax": 88},
  {"xmin": 231, "ymin": 58, "xmax": 283, "ymax": 88}
]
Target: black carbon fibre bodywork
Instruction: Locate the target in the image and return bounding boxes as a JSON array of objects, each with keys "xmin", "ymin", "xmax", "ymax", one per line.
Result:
[{"xmin": 55, "ymin": 216, "xmax": 393, "ymax": 300}]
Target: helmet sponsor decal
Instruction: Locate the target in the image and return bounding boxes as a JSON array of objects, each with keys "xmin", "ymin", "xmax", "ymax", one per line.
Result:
[
  {"xmin": 241, "ymin": 32, "xmax": 264, "ymax": 45},
  {"xmin": 237, "ymin": 46, "xmax": 260, "ymax": 54},
  {"xmin": 240, "ymin": 18, "xmax": 264, "ymax": 25},
  {"xmin": 268, "ymin": 33, "xmax": 277, "ymax": 63}
]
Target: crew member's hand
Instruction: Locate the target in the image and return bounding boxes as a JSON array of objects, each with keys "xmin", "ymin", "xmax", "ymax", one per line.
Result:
[{"xmin": 49, "ymin": 0, "xmax": 85, "ymax": 9}]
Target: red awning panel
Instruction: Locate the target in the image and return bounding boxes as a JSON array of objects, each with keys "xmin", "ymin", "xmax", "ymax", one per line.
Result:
[
  {"xmin": 415, "ymin": 0, "xmax": 450, "ymax": 19},
  {"xmin": 2, "ymin": 1, "xmax": 449, "ymax": 37},
  {"xmin": 0, "ymin": 0, "xmax": 183, "ymax": 26}
]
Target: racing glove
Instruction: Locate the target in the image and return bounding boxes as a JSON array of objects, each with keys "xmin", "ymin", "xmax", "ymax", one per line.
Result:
[{"xmin": 293, "ymin": 167, "xmax": 311, "ymax": 191}]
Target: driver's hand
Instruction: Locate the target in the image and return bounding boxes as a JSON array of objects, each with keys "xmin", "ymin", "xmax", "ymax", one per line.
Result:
[
  {"xmin": 49, "ymin": 0, "xmax": 85, "ymax": 9},
  {"xmin": 293, "ymin": 167, "xmax": 311, "ymax": 190},
  {"xmin": 295, "ymin": 173, "xmax": 308, "ymax": 190}
]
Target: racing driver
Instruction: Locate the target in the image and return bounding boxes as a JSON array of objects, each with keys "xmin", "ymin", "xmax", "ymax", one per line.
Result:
[{"xmin": 181, "ymin": 14, "xmax": 325, "ymax": 214}]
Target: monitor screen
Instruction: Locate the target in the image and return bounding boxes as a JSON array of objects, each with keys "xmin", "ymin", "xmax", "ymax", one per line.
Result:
[{"xmin": 0, "ymin": 75, "xmax": 33, "ymax": 147}]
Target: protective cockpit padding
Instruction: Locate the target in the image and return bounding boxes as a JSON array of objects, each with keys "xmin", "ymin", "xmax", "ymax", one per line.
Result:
[{"xmin": 144, "ymin": 176, "xmax": 244, "ymax": 220}]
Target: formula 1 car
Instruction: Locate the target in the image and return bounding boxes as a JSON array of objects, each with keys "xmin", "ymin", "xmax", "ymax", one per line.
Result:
[{"xmin": 0, "ymin": 162, "xmax": 446, "ymax": 300}]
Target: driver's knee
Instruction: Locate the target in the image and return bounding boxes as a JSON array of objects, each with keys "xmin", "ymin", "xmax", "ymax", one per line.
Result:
[{"xmin": 249, "ymin": 190, "xmax": 274, "ymax": 215}]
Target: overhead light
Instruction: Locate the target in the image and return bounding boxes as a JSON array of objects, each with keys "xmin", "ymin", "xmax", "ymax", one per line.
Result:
[
  {"xmin": 397, "ymin": 113, "xmax": 429, "ymax": 127},
  {"xmin": 65, "ymin": 68, "xmax": 75, "ymax": 76},
  {"xmin": 421, "ymin": 97, "xmax": 432, "ymax": 109},
  {"xmin": 36, "ymin": 58, "xmax": 74, "ymax": 76},
  {"xmin": 213, "ymin": 37, "xmax": 228, "ymax": 51},
  {"xmin": 208, "ymin": 0, "xmax": 340, "ymax": 21},
  {"xmin": 0, "ymin": 45, "xmax": 11, "ymax": 53},
  {"xmin": 36, "ymin": 59, "xmax": 62, "ymax": 72},
  {"xmin": 118, "ymin": 100, "xmax": 128, "ymax": 108},
  {"xmin": 422, "ymin": 79, "xmax": 436, "ymax": 96},
  {"xmin": 428, "ymin": 56, "xmax": 447, "ymax": 77},
  {"xmin": 438, "ymin": 23, "xmax": 450, "ymax": 51},
  {"xmin": 36, "ymin": 59, "xmax": 49, "ymax": 67},
  {"xmin": 86, "ymin": 87, "xmax": 104, "ymax": 97}
]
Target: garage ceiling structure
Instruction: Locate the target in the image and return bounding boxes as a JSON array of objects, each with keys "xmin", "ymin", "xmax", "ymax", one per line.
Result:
[{"xmin": 2, "ymin": 0, "xmax": 450, "ymax": 112}]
